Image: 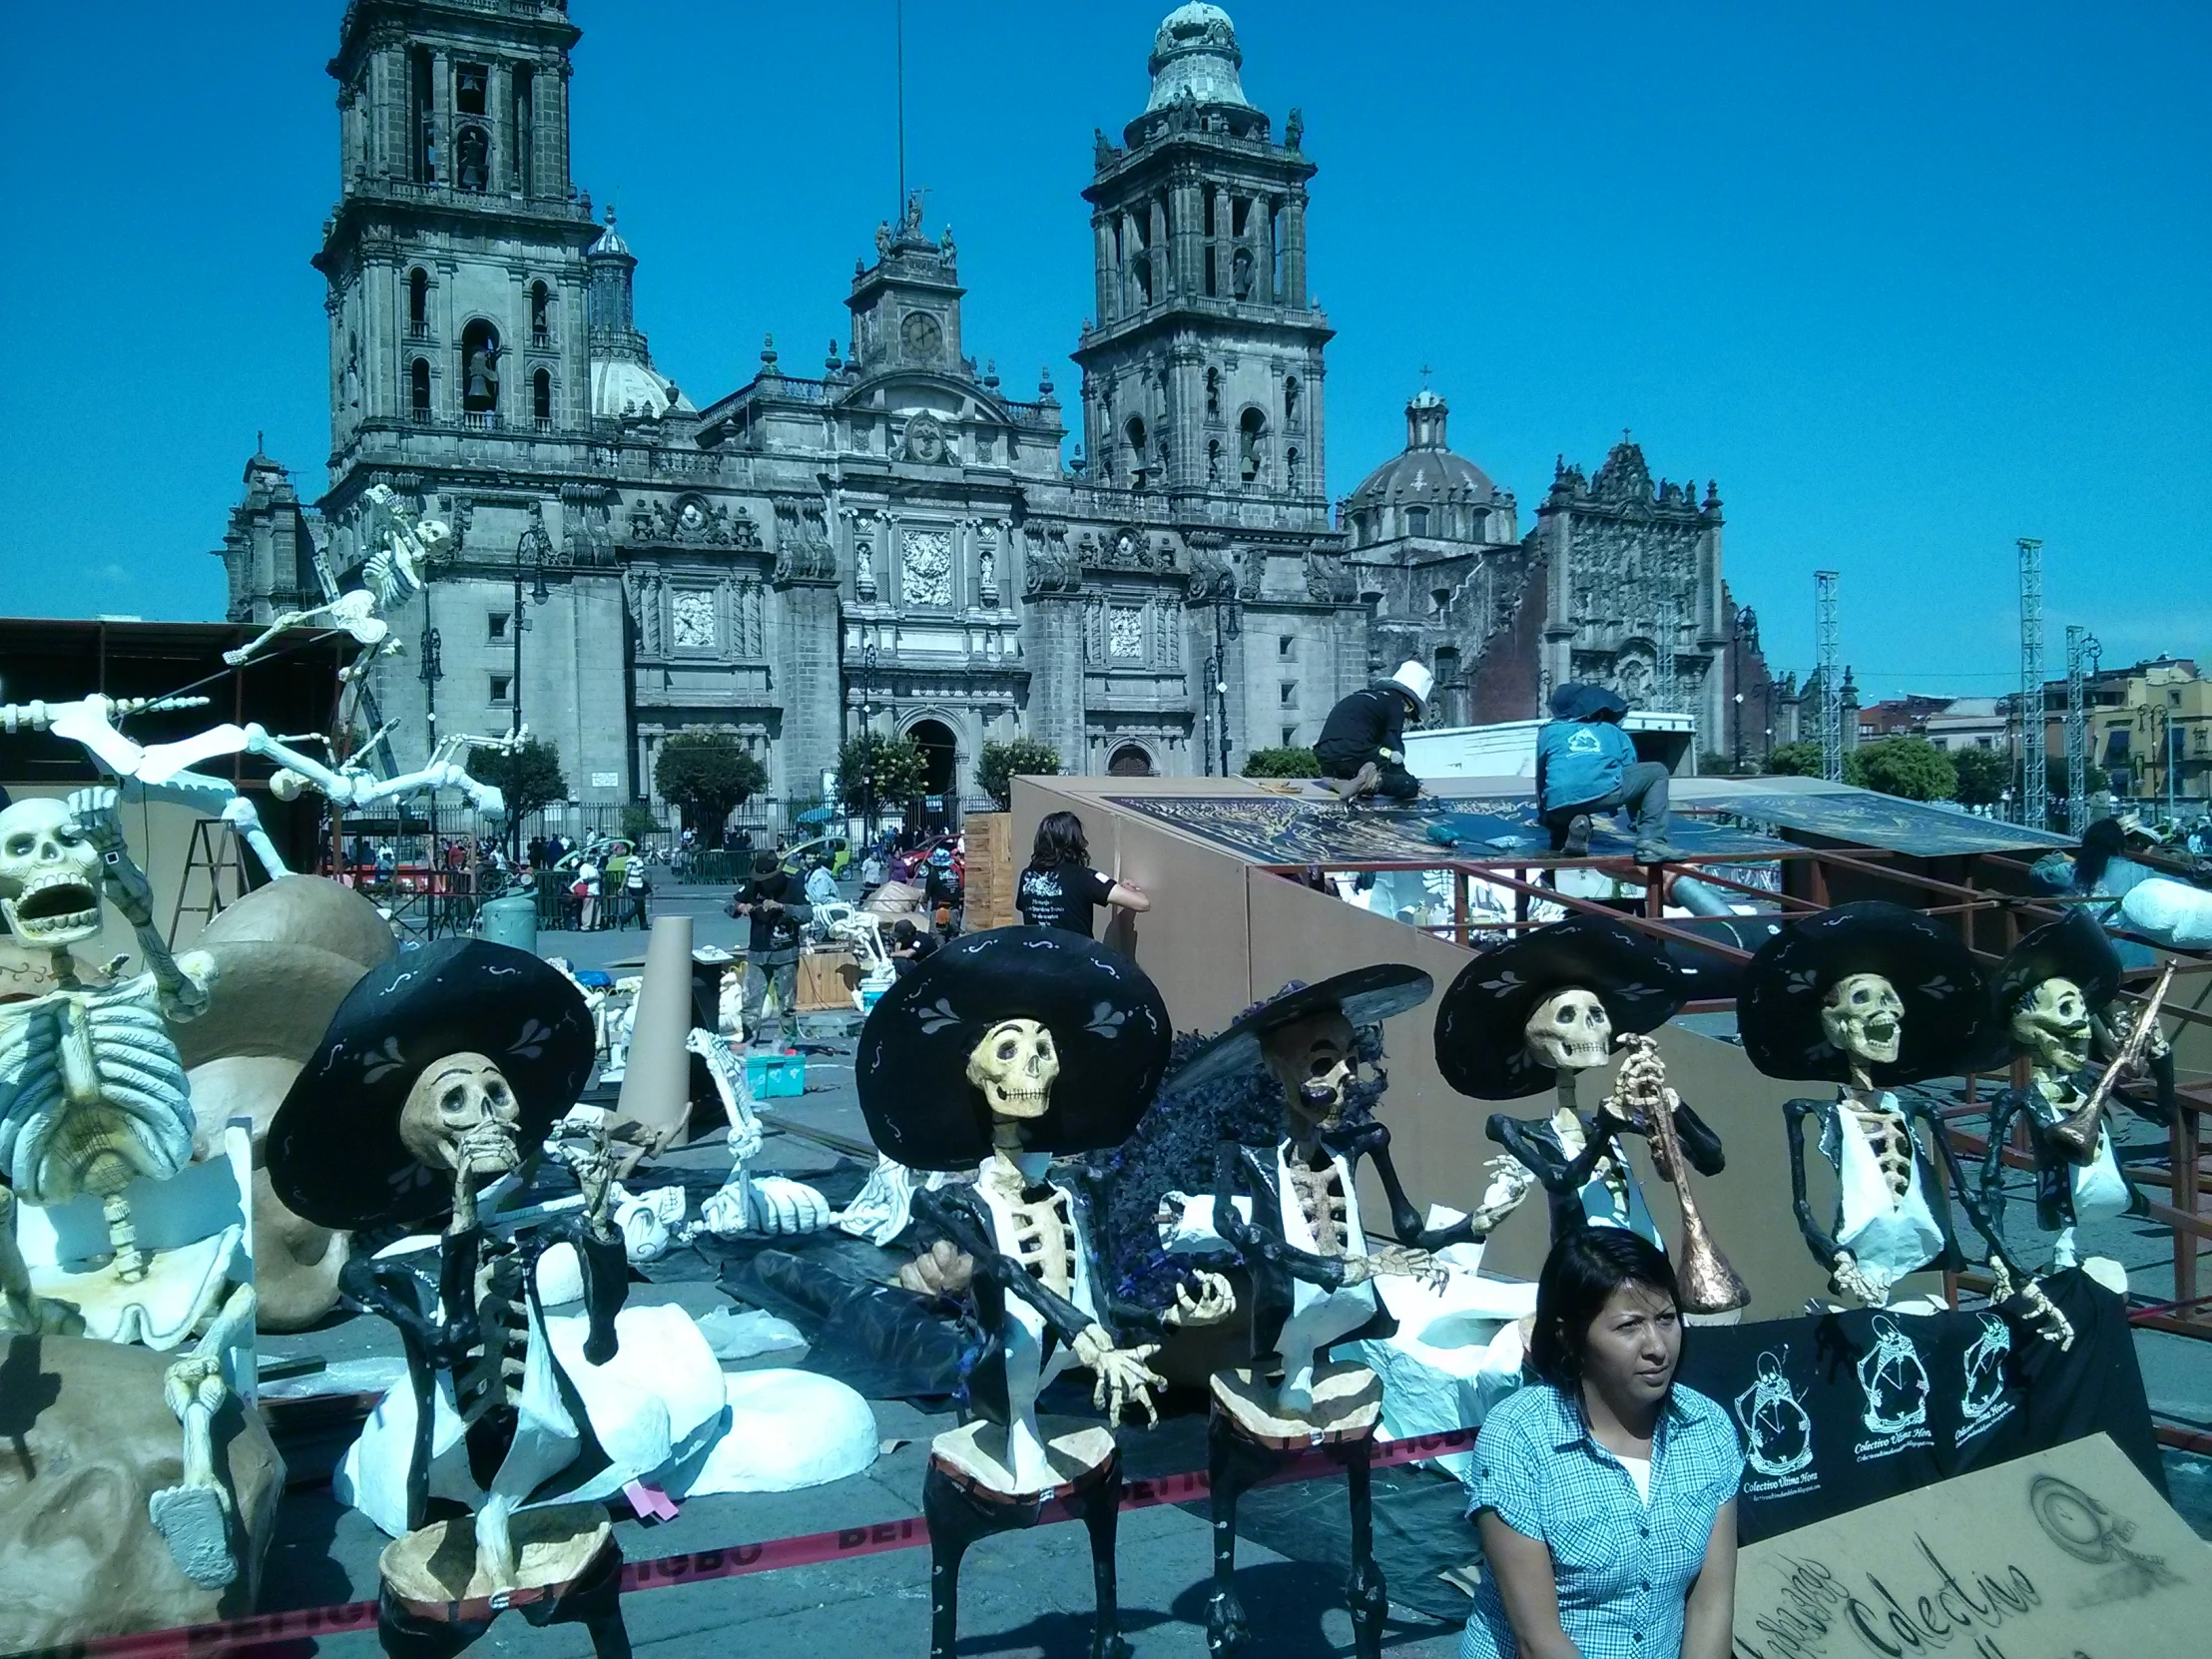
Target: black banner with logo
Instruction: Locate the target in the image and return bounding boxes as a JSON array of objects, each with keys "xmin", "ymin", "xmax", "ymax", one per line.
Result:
[{"xmin": 1673, "ymin": 1270, "xmax": 2164, "ymax": 1543}]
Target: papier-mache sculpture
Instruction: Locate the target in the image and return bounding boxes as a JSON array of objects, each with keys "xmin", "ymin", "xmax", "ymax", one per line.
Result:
[
  {"xmin": 0, "ymin": 787, "xmax": 267, "ymax": 1597},
  {"xmin": 1437, "ymin": 914, "xmax": 1747, "ymax": 1317},
  {"xmin": 1975, "ymin": 909, "xmax": 2174, "ymax": 1277},
  {"xmin": 267, "ymin": 938, "xmax": 680, "ymax": 1658},
  {"xmin": 1171, "ymin": 964, "xmax": 1508, "ymax": 1659},
  {"xmin": 858, "ymin": 926, "xmax": 1229, "ymax": 1659},
  {"xmin": 1738, "ymin": 900, "xmax": 2070, "ymax": 1343}
]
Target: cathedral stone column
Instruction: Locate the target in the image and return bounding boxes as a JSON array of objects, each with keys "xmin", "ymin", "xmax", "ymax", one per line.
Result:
[
  {"xmin": 1022, "ymin": 583, "xmax": 1087, "ymax": 771},
  {"xmin": 778, "ymin": 578, "xmax": 844, "ymax": 813}
]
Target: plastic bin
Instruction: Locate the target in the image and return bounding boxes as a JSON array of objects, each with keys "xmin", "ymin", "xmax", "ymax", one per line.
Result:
[
  {"xmin": 479, "ymin": 893, "xmax": 538, "ymax": 952},
  {"xmin": 746, "ymin": 1052, "xmax": 806, "ymax": 1098}
]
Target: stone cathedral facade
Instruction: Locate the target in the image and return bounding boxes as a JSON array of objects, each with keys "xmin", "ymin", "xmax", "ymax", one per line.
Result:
[{"xmin": 217, "ymin": 0, "xmax": 1763, "ymax": 823}]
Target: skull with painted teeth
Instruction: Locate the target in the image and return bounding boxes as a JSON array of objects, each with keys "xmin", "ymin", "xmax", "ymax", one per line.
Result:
[
  {"xmin": 1523, "ymin": 987, "xmax": 1614, "ymax": 1072},
  {"xmin": 966, "ymin": 1018, "xmax": 1059, "ymax": 1120},
  {"xmin": 1822, "ymin": 972, "xmax": 1904, "ymax": 1066},
  {"xmin": 2010, "ymin": 977, "xmax": 2091, "ymax": 1076},
  {"xmin": 398, "ymin": 1052, "xmax": 523, "ymax": 1177},
  {"xmin": 0, "ymin": 797, "xmax": 106, "ymax": 948}
]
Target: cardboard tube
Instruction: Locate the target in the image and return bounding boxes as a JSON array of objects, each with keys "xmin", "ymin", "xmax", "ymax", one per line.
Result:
[{"xmin": 616, "ymin": 913, "xmax": 695, "ymax": 1156}]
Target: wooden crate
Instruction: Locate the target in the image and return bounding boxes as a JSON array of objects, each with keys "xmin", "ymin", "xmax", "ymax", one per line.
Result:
[
  {"xmin": 962, "ymin": 813, "xmax": 1016, "ymax": 931},
  {"xmin": 796, "ymin": 948, "xmax": 859, "ymax": 1011}
]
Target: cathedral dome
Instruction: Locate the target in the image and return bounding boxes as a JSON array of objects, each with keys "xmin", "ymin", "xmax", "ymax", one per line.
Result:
[
  {"xmin": 1146, "ymin": 4, "xmax": 1250, "ymax": 111},
  {"xmin": 590, "ymin": 356, "xmax": 693, "ymax": 420},
  {"xmin": 1347, "ymin": 389, "xmax": 1496, "ymax": 511}
]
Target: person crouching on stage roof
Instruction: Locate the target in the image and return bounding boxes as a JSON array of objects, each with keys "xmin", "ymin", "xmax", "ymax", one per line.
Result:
[
  {"xmin": 1537, "ymin": 683, "xmax": 1680, "ymax": 864},
  {"xmin": 1459, "ymin": 1228, "xmax": 1741, "ymax": 1659},
  {"xmin": 1317, "ymin": 660, "xmax": 1434, "ymax": 804}
]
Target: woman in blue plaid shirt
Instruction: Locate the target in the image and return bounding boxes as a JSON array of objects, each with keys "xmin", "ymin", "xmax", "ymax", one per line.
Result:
[{"xmin": 1462, "ymin": 1229, "xmax": 1743, "ymax": 1659}]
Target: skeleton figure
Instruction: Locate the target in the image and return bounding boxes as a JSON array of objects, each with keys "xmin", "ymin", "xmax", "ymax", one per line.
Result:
[
  {"xmin": 1783, "ymin": 973, "xmax": 2058, "ymax": 1334},
  {"xmin": 911, "ymin": 1018, "xmax": 1228, "ymax": 1659},
  {"xmin": 687, "ymin": 1028, "xmax": 835, "ymax": 1236},
  {"xmin": 339, "ymin": 1072, "xmax": 628, "ymax": 1598},
  {"xmin": 1733, "ymin": 1351, "xmax": 1813, "ymax": 1479},
  {"xmin": 1486, "ymin": 987, "xmax": 1724, "ymax": 1249},
  {"xmin": 1979, "ymin": 969, "xmax": 2174, "ymax": 1274},
  {"xmin": 0, "ymin": 790, "xmax": 256, "ymax": 1589},
  {"xmin": 1856, "ymin": 1314, "xmax": 1931, "ymax": 1435}
]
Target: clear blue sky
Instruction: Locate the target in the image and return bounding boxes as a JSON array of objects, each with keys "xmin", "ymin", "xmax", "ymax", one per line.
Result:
[{"xmin": 3, "ymin": 2, "xmax": 2204, "ymax": 696}]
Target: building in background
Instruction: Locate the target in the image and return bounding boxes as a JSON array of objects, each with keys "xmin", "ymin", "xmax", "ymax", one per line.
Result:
[{"xmin": 217, "ymin": 1, "xmax": 1769, "ymax": 827}]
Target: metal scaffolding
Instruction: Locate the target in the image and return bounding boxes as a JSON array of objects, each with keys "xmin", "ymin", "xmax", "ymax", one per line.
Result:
[
  {"xmin": 1816, "ymin": 570, "xmax": 1843, "ymax": 782},
  {"xmin": 2065, "ymin": 623, "xmax": 2100, "ymax": 836},
  {"xmin": 2019, "ymin": 537, "xmax": 2046, "ymax": 830}
]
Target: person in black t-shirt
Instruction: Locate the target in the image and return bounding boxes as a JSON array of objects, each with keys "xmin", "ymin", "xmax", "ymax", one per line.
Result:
[
  {"xmin": 1013, "ymin": 810, "xmax": 1150, "ymax": 938},
  {"xmin": 888, "ymin": 916, "xmax": 940, "ymax": 977}
]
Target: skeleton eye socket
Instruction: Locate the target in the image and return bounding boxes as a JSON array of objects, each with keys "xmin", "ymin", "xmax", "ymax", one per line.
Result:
[
  {"xmin": 997, "ymin": 1039, "xmax": 1018, "ymax": 1061},
  {"xmin": 3, "ymin": 835, "xmax": 30, "ymax": 857},
  {"xmin": 1557, "ymin": 1007, "xmax": 1576, "ymax": 1026},
  {"xmin": 441, "ymin": 1085, "xmax": 473, "ymax": 1118}
]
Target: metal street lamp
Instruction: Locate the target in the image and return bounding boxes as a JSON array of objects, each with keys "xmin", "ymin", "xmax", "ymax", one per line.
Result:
[
  {"xmin": 507, "ymin": 521, "xmax": 552, "ymax": 853},
  {"xmin": 860, "ymin": 641, "xmax": 880, "ymax": 838},
  {"xmin": 1732, "ymin": 606, "xmax": 1757, "ymax": 773}
]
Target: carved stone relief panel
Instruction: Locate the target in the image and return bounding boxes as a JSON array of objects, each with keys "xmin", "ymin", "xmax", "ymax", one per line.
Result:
[
  {"xmin": 1109, "ymin": 606, "xmax": 1145, "ymax": 661},
  {"xmin": 901, "ymin": 526, "xmax": 954, "ymax": 608},
  {"xmin": 671, "ymin": 589, "xmax": 717, "ymax": 650}
]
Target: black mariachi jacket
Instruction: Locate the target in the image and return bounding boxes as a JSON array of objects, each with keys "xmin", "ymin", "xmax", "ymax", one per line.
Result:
[
  {"xmin": 1979, "ymin": 1054, "xmax": 2174, "ymax": 1234},
  {"xmin": 911, "ymin": 1170, "xmax": 1173, "ymax": 1431},
  {"xmin": 1485, "ymin": 1101, "xmax": 1725, "ymax": 1245}
]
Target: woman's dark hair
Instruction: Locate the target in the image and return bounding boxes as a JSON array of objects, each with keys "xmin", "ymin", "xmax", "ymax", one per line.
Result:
[
  {"xmin": 1029, "ymin": 810, "xmax": 1091, "ymax": 872},
  {"xmin": 2076, "ymin": 818, "xmax": 2126, "ymax": 890},
  {"xmin": 1527, "ymin": 1228, "xmax": 1681, "ymax": 1390}
]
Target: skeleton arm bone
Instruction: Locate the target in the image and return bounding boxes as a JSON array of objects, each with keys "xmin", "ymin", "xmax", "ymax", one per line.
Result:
[
  {"xmin": 69, "ymin": 789, "xmax": 212, "ymax": 1021},
  {"xmin": 1485, "ymin": 1111, "xmax": 1618, "ymax": 1196},
  {"xmin": 1668, "ymin": 1099, "xmax": 1727, "ymax": 1176},
  {"xmin": 1355, "ymin": 1129, "xmax": 1484, "ymax": 1250},
  {"xmin": 909, "ymin": 1186, "xmax": 1102, "ymax": 1350},
  {"xmin": 1212, "ymin": 1141, "xmax": 1357, "ymax": 1290},
  {"xmin": 1908, "ymin": 1096, "xmax": 2029, "ymax": 1285},
  {"xmin": 1979, "ymin": 1089, "xmax": 2026, "ymax": 1230},
  {"xmin": 1784, "ymin": 1098, "xmax": 1849, "ymax": 1275}
]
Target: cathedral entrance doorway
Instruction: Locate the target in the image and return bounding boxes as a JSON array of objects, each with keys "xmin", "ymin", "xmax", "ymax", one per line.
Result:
[
  {"xmin": 1108, "ymin": 744, "xmax": 1154, "ymax": 778},
  {"xmin": 907, "ymin": 718, "xmax": 959, "ymax": 828}
]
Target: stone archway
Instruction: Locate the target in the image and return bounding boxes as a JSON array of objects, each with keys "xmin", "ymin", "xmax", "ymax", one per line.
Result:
[
  {"xmin": 1107, "ymin": 743, "xmax": 1155, "ymax": 778},
  {"xmin": 906, "ymin": 718, "xmax": 959, "ymax": 824}
]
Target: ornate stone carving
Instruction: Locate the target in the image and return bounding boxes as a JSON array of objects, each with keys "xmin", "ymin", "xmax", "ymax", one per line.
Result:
[
  {"xmin": 772, "ymin": 499, "xmax": 837, "ymax": 583},
  {"xmin": 1023, "ymin": 524, "xmax": 1083, "ymax": 597},
  {"xmin": 1109, "ymin": 607, "xmax": 1144, "ymax": 661},
  {"xmin": 672, "ymin": 590, "xmax": 717, "ymax": 650},
  {"xmin": 900, "ymin": 527, "xmax": 954, "ymax": 608},
  {"xmin": 902, "ymin": 411, "xmax": 948, "ymax": 464},
  {"xmin": 1185, "ymin": 534, "xmax": 1236, "ymax": 602},
  {"xmin": 1304, "ymin": 551, "xmax": 1356, "ymax": 604},
  {"xmin": 627, "ymin": 493, "xmax": 762, "ymax": 550},
  {"xmin": 845, "ymin": 508, "xmax": 878, "ymax": 600}
]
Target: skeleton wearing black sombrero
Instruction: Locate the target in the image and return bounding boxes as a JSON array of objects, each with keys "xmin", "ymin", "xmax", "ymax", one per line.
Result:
[
  {"xmin": 857, "ymin": 926, "xmax": 1231, "ymax": 1659},
  {"xmin": 267, "ymin": 938, "xmax": 641, "ymax": 1652},
  {"xmin": 1174, "ymin": 964, "xmax": 1502, "ymax": 1659},
  {"xmin": 1738, "ymin": 901, "xmax": 2068, "ymax": 1343},
  {"xmin": 1436, "ymin": 916, "xmax": 1735, "ymax": 1301},
  {"xmin": 1975, "ymin": 908, "xmax": 2174, "ymax": 1276}
]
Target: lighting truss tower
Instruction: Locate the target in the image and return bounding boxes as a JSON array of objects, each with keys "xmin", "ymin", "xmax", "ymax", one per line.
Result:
[
  {"xmin": 1816, "ymin": 571, "xmax": 1843, "ymax": 782},
  {"xmin": 2065, "ymin": 624, "xmax": 2100, "ymax": 836},
  {"xmin": 2018, "ymin": 538, "xmax": 2046, "ymax": 830}
]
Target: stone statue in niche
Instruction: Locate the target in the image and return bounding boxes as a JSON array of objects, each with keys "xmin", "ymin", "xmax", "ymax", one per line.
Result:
[
  {"xmin": 1232, "ymin": 247, "xmax": 1255, "ymax": 299},
  {"xmin": 671, "ymin": 592, "xmax": 716, "ymax": 651},
  {"xmin": 341, "ymin": 334, "xmax": 360, "ymax": 410}
]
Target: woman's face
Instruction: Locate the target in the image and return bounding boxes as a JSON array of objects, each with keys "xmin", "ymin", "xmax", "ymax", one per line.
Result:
[{"xmin": 1578, "ymin": 1279, "xmax": 1681, "ymax": 1407}]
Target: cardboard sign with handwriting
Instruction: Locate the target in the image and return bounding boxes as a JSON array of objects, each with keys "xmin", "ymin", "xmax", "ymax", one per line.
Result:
[{"xmin": 1733, "ymin": 1432, "xmax": 2209, "ymax": 1659}]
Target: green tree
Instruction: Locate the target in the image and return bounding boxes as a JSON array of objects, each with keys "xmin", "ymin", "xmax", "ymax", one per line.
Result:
[
  {"xmin": 620, "ymin": 803, "xmax": 663, "ymax": 842},
  {"xmin": 1951, "ymin": 745, "xmax": 2010, "ymax": 807},
  {"xmin": 654, "ymin": 731, "xmax": 769, "ymax": 839},
  {"xmin": 838, "ymin": 733, "xmax": 929, "ymax": 818},
  {"xmin": 2046, "ymin": 755, "xmax": 2109, "ymax": 799},
  {"xmin": 1697, "ymin": 749, "xmax": 1740, "ymax": 777},
  {"xmin": 975, "ymin": 739, "xmax": 1062, "ymax": 811},
  {"xmin": 1854, "ymin": 736, "xmax": 1957, "ymax": 803},
  {"xmin": 469, "ymin": 737, "xmax": 567, "ymax": 845},
  {"xmin": 1241, "ymin": 746, "xmax": 1321, "ymax": 779},
  {"xmin": 1764, "ymin": 741, "xmax": 1825, "ymax": 778}
]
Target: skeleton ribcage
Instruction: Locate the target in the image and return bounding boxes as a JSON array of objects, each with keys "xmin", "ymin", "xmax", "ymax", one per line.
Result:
[
  {"xmin": 0, "ymin": 979, "xmax": 193, "ymax": 1203},
  {"xmin": 456, "ymin": 1243, "xmax": 530, "ymax": 1425},
  {"xmin": 1009, "ymin": 1189, "xmax": 1077, "ymax": 1299},
  {"xmin": 1291, "ymin": 1163, "xmax": 1351, "ymax": 1257}
]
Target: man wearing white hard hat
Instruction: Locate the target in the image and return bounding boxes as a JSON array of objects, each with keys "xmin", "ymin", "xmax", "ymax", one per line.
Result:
[{"xmin": 1316, "ymin": 660, "xmax": 1432, "ymax": 803}]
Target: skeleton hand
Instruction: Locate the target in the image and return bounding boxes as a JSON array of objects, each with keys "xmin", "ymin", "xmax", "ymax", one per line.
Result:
[
  {"xmin": 1470, "ymin": 1157, "xmax": 1537, "ymax": 1232},
  {"xmin": 1364, "ymin": 1244, "xmax": 1449, "ymax": 1294},
  {"xmin": 1163, "ymin": 1270, "xmax": 1236, "ymax": 1329},
  {"xmin": 1829, "ymin": 1252, "xmax": 1892, "ymax": 1307},
  {"xmin": 1603, "ymin": 1040, "xmax": 1667, "ymax": 1126},
  {"xmin": 2012, "ymin": 1279, "xmax": 2077, "ymax": 1350},
  {"xmin": 897, "ymin": 1239, "xmax": 974, "ymax": 1298},
  {"xmin": 746, "ymin": 1176, "xmax": 832, "ymax": 1235},
  {"xmin": 68, "ymin": 786, "xmax": 156, "ymax": 920},
  {"xmin": 1073, "ymin": 1325, "xmax": 1165, "ymax": 1425}
]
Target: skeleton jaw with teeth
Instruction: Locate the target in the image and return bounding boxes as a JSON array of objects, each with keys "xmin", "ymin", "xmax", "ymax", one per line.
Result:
[
  {"xmin": 2011, "ymin": 978, "xmax": 2091, "ymax": 1081},
  {"xmin": 1822, "ymin": 973, "xmax": 1904, "ymax": 1076},
  {"xmin": 967, "ymin": 1019, "xmax": 1059, "ymax": 1128},
  {"xmin": 1525, "ymin": 987, "xmax": 1614, "ymax": 1074},
  {"xmin": 0, "ymin": 798, "xmax": 106, "ymax": 949},
  {"xmin": 1262, "ymin": 1009, "xmax": 1357, "ymax": 1144}
]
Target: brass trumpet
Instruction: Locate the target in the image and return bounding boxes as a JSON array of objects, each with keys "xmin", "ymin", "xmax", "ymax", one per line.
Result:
[
  {"xmin": 2052, "ymin": 962, "xmax": 2175, "ymax": 1159},
  {"xmin": 1605, "ymin": 1035, "xmax": 1751, "ymax": 1315}
]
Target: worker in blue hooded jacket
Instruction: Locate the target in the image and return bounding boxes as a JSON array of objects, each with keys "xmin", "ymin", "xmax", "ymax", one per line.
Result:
[{"xmin": 1535, "ymin": 683, "xmax": 1678, "ymax": 862}]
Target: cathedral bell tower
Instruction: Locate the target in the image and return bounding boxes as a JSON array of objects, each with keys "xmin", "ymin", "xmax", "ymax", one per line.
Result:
[
  {"xmin": 316, "ymin": 0, "xmax": 598, "ymax": 469},
  {"xmin": 1072, "ymin": 4, "xmax": 1333, "ymax": 520}
]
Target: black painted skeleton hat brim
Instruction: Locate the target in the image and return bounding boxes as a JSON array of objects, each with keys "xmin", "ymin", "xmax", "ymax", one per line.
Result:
[
  {"xmin": 267, "ymin": 938, "xmax": 596, "ymax": 1230},
  {"xmin": 1433, "ymin": 914, "xmax": 1686, "ymax": 1100},
  {"xmin": 1165, "ymin": 963, "xmax": 1434, "ymax": 1099},
  {"xmin": 1737, "ymin": 900, "xmax": 1988, "ymax": 1086},
  {"xmin": 855, "ymin": 925, "xmax": 1172, "ymax": 1171}
]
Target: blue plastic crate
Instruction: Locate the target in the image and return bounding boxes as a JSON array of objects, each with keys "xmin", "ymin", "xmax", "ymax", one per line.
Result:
[{"xmin": 745, "ymin": 1052, "xmax": 806, "ymax": 1098}]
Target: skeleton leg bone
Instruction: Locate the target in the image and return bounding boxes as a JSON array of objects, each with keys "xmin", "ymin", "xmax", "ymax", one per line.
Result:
[{"xmin": 148, "ymin": 1283, "xmax": 257, "ymax": 1590}]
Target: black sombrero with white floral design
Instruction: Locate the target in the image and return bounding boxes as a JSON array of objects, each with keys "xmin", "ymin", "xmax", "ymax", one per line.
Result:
[
  {"xmin": 1737, "ymin": 900, "xmax": 1988, "ymax": 1086},
  {"xmin": 267, "ymin": 938, "xmax": 595, "ymax": 1229},
  {"xmin": 1433, "ymin": 914, "xmax": 1687, "ymax": 1100},
  {"xmin": 855, "ymin": 925, "xmax": 1172, "ymax": 1170},
  {"xmin": 1965, "ymin": 906, "xmax": 2123, "ymax": 1072},
  {"xmin": 1166, "ymin": 964, "xmax": 1434, "ymax": 1099}
]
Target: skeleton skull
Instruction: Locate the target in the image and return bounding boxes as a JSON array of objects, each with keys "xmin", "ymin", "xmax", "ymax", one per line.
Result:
[
  {"xmin": 2010, "ymin": 977, "xmax": 2090, "ymax": 1076},
  {"xmin": 966, "ymin": 1019, "xmax": 1059, "ymax": 1120},
  {"xmin": 397, "ymin": 1052, "xmax": 522, "ymax": 1176},
  {"xmin": 0, "ymin": 798, "xmax": 105, "ymax": 948},
  {"xmin": 1822, "ymin": 973, "xmax": 1904, "ymax": 1066},
  {"xmin": 1261, "ymin": 1008, "xmax": 1358, "ymax": 1136},
  {"xmin": 1524, "ymin": 987, "xmax": 1613, "ymax": 1072}
]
